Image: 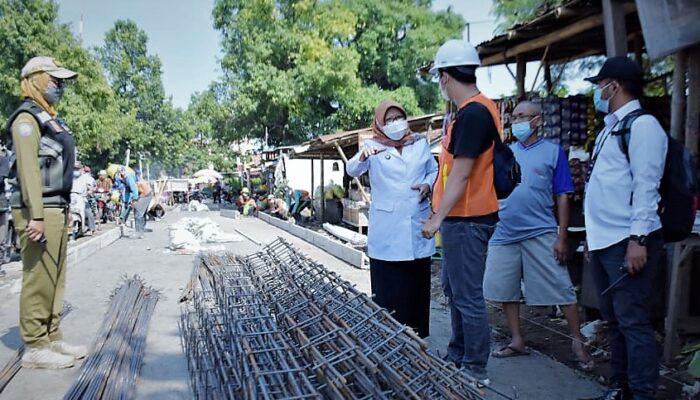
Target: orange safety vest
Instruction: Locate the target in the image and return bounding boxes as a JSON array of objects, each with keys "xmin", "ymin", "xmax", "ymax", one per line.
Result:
[{"xmin": 432, "ymin": 93, "xmax": 500, "ymax": 218}]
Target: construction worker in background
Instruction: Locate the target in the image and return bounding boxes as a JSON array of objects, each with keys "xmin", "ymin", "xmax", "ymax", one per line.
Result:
[
  {"xmin": 133, "ymin": 171, "xmax": 153, "ymax": 239},
  {"xmin": 118, "ymin": 166, "xmax": 139, "ymax": 231},
  {"xmin": 268, "ymin": 194, "xmax": 290, "ymax": 220},
  {"xmin": 237, "ymin": 187, "xmax": 257, "ymax": 216},
  {"xmin": 4, "ymin": 56, "xmax": 87, "ymax": 369},
  {"xmin": 422, "ymin": 40, "xmax": 500, "ymax": 386}
]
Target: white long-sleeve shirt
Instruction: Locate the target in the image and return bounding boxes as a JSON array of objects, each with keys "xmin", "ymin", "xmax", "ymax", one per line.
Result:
[
  {"xmin": 584, "ymin": 100, "xmax": 668, "ymax": 251},
  {"xmin": 347, "ymin": 136, "xmax": 438, "ymax": 261}
]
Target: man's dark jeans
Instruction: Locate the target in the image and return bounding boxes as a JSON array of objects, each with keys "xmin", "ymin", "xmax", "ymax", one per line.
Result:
[
  {"xmin": 590, "ymin": 230, "xmax": 663, "ymax": 400},
  {"xmin": 440, "ymin": 219, "xmax": 495, "ymax": 376}
]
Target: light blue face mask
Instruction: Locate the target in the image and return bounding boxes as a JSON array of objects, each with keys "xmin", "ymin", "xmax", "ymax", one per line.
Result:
[
  {"xmin": 593, "ymin": 81, "xmax": 615, "ymax": 114},
  {"xmin": 511, "ymin": 121, "xmax": 534, "ymax": 142}
]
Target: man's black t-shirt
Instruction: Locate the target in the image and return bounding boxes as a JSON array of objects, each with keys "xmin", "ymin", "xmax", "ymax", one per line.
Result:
[{"xmin": 448, "ymin": 102, "xmax": 497, "ymax": 159}]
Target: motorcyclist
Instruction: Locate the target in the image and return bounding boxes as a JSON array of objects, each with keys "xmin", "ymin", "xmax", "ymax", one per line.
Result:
[
  {"xmin": 70, "ymin": 161, "xmax": 96, "ymax": 235},
  {"xmin": 96, "ymin": 170, "xmax": 112, "ymax": 192}
]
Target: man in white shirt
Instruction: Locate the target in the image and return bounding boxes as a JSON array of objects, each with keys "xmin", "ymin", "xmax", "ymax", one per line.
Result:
[
  {"xmin": 583, "ymin": 57, "xmax": 667, "ymax": 400},
  {"xmin": 71, "ymin": 162, "xmax": 96, "ymax": 234}
]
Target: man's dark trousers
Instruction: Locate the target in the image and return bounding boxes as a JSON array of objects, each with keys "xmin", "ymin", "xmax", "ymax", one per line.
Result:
[{"xmin": 590, "ymin": 229, "xmax": 663, "ymax": 400}]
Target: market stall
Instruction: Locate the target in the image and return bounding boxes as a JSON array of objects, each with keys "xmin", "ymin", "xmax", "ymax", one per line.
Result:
[
  {"xmin": 292, "ymin": 113, "xmax": 444, "ymax": 231},
  {"xmin": 468, "ymin": 0, "xmax": 700, "ymax": 362}
]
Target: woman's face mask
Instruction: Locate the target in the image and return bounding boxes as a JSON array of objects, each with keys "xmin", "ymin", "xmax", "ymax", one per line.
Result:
[
  {"xmin": 44, "ymin": 79, "xmax": 65, "ymax": 105},
  {"xmin": 383, "ymin": 119, "xmax": 409, "ymax": 141}
]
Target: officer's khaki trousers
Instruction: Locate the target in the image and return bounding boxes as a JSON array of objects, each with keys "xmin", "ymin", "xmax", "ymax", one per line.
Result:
[{"xmin": 12, "ymin": 207, "xmax": 68, "ymax": 348}]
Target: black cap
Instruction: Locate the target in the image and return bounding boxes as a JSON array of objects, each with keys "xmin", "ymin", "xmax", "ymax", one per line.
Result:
[{"xmin": 585, "ymin": 56, "xmax": 644, "ymax": 84}]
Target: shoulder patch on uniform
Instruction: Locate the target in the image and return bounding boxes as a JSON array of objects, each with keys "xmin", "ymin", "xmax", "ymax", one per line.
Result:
[{"xmin": 17, "ymin": 122, "xmax": 34, "ymax": 137}]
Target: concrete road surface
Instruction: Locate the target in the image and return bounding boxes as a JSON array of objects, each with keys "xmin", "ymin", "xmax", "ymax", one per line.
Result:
[{"xmin": 0, "ymin": 209, "xmax": 603, "ymax": 400}]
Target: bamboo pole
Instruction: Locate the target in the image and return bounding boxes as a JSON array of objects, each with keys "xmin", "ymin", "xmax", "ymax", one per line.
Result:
[{"xmin": 333, "ymin": 142, "xmax": 370, "ymax": 203}]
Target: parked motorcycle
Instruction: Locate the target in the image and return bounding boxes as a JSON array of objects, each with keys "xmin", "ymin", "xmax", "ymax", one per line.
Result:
[
  {"xmin": 69, "ymin": 193, "xmax": 90, "ymax": 240},
  {"xmin": 0, "ymin": 209, "xmax": 19, "ymax": 265},
  {"xmin": 95, "ymin": 187, "xmax": 114, "ymax": 223}
]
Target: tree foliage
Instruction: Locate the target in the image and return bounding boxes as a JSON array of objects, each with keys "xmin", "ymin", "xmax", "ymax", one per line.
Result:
[
  {"xmin": 0, "ymin": 0, "xmax": 132, "ymax": 167},
  {"xmin": 97, "ymin": 19, "xmax": 190, "ymax": 170},
  {"xmin": 491, "ymin": 0, "xmax": 565, "ymax": 32},
  {"xmin": 212, "ymin": 0, "xmax": 464, "ymax": 145}
]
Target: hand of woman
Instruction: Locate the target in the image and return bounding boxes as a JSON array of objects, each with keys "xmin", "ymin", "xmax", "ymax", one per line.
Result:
[
  {"xmin": 411, "ymin": 183, "xmax": 431, "ymax": 202},
  {"xmin": 359, "ymin": 147, "xmax": 385, "ymax": 162}
]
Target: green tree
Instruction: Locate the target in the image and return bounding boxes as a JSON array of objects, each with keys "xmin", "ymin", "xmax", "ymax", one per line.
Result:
[
  {"xmin": 0, "ymin": 0, "xmax": 130, "ymax": 168},
  {"xmin": 212, "ymin": 0, "xmax": 463, "ymax": 145},
  {"xmin": 97, "ymin": 19, "xmax": 188, "ymax": 170},
  {"xmin": 491, "ymin": 0, "xmax": 564, "ymax": 31}
]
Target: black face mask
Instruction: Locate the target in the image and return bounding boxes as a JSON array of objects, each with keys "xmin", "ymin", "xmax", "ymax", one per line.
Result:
[{"xmin": 44, "ymin": 85, "xmax": 65, "ymax": 104}]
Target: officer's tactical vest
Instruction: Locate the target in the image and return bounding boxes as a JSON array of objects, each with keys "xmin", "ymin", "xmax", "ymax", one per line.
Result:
[{"xmin": 4, "ymin": 100, "xmax": 76, "ymax": 208}]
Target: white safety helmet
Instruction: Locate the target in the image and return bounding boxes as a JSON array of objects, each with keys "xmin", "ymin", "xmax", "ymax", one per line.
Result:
[
  {"xmin": 429, "ymin": 39, "xmax": 481, "ymax": 76},
  {"xmin": 98, "ymin": 169, "xmax": 107, "ymax": 177}
]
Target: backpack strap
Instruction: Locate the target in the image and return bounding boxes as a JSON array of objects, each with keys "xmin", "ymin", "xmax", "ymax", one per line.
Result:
[{"xmin": 613, "ymin": 108, "xmax": 651, "ymax": 163}]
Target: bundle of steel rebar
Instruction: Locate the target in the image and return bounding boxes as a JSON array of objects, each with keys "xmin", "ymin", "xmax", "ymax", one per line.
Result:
[
  {"xmin": 64, "ymin": 276, "xmax": 159, "ymax": 400},
  {"xmin": 0, "ymin": 302, "xmax": 73, "ymax": 394},
  {"xmin": 181, "ymin": 240, "xmax": 483, "ymax": 400}
]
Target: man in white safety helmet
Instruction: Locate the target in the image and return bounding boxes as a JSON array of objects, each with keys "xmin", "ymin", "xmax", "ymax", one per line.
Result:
[{"xmin": 421, "ymin": 39, "xmax": 501, "ymax": 386}]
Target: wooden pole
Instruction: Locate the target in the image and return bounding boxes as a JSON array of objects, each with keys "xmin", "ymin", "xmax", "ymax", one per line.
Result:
[
  {"xmin": 320, "ymin": 153, "xmax": 325, "ymax": 222},
  {"xmin": 333, "ymin": 142, "xmax": 370, "ymax": 203},
  {"xmin": 544, "ymin": 61, "xmax": 553, "ymax": 94},
  {"xmin": 602, "ymin": 0, "xmax": 628, "ymax": 57},
  {"xmin": 310, "ymin": 159, "xmax": 315, "ymax": 217},
  {"xmin": 530, "ymin": 45, "xmax": 550, "ymax": 93},
  {"xmin": 686, "ymin": 46, "xmax": 700, "ymax": 164},
  {"xmin": 671, "ymin": 51, "xmax": 688, "ymax": 142},
  {"xmin": 633, "ymin": 33, "xmax": 644, "ymax": 66},
  {"xmin": 516, "ymin": 55, "xmax": 526, "ymax": 98}
]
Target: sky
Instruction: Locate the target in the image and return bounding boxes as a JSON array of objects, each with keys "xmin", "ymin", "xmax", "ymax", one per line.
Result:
[{"xmin": 56, "ymin": 0, "xmax": 586, "ymax": 109}]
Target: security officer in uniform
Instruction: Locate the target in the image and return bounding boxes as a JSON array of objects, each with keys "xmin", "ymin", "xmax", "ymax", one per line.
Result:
[{"xmin": 5, "ymin": 56, "xmax": 87, "ymax": 369}]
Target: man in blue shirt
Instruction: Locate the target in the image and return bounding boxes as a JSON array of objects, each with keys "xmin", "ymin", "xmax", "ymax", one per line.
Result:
[
  {"xmin": 483, "ymin": 100, "xmax": 592, "ymax": 370},
  {"xmin": 118, "ymin": 166, "xmax": 139, "ymax": 226}
]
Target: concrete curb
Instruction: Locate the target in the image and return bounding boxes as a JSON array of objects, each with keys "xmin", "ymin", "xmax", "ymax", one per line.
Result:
[
  {"xmin": 66, "ymin": 226, "xmax": 122, "ymax": 266},
  {"xmin": 224, "ymin": 211, "xmax": 368, "ymax": 270}
]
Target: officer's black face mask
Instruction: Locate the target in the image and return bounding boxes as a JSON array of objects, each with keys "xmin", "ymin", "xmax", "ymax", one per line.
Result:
[{"xmin": 44, "ymin": 79, "xmax": 65, "ymax": 104}]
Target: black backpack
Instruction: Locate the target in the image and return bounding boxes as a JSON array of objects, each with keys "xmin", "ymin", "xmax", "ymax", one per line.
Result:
[
  {"xmin": 463, "ymin": 102, "xmax": 521, "ymax": 199},
  {"xmin": 492, "ymin": 133, "xmax": 521, "ymax": 199},
  {"xmin": 615, "ymin": 109, "xmax": 698, "ymax": 243}
]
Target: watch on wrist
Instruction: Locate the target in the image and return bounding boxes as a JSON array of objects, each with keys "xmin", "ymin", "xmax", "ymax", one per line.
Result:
[{"xmin": 630, "ymin": 234, "xmax": 648, "ymax": 246}]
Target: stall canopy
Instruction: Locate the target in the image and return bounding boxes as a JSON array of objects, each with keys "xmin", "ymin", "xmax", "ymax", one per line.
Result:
[
  {"xmin": 476, "ymin": 0, "xmax": 643, "ymax": 67},
  {"xmin": 292, "ymin": 113, "xmax": 445, "ymax": 160}
]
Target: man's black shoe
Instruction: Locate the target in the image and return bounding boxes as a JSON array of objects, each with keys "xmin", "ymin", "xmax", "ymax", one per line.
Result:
[{"xmin": 579, "ymin": 388, "xmax": 632, "ymax": 400}]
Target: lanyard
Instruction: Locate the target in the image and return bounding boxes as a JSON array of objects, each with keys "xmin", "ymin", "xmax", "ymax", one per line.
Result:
[{"xmin": 585, "ymin": 124, "xmax": 616, "ymax": 184}]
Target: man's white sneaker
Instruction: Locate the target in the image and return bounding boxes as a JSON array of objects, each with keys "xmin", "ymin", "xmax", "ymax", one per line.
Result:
[
  {"xmin": 21, "ymin": 347, "xmax": 75, "ymax": 369},
  {"xmin": 50, "ymin": 341, "xmax": 88, "ymax": 359}
]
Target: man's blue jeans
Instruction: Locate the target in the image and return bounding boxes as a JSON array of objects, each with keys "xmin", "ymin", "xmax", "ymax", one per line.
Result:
[
  {"xmin": 440, "ymin": 219, "xmax": 494, "ymax": 376},
  {"xmin": 590, "ymin": 230, "xmax": 663, "ymax": 400}
]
